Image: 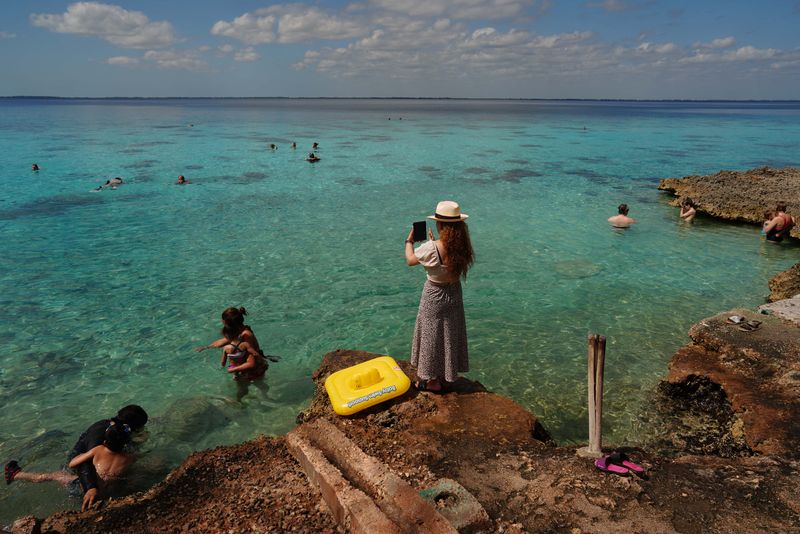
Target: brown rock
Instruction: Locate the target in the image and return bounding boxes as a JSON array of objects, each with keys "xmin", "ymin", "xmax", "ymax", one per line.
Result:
[
  {"xmin": 768, "ymin": 261, "xmax": 800, "ymax": 301},
  {"xmin": 665, "ymin": 309, "xmax": 800, "ymax": 456},
  {"xmin": 658, "ymin": 166, "xmax": 800, "ymax": 238}
]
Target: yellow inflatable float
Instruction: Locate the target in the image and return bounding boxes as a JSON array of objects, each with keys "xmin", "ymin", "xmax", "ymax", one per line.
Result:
[{"xmin": 324, "ymin": 356, "xmax": 411, "ymax": 416}]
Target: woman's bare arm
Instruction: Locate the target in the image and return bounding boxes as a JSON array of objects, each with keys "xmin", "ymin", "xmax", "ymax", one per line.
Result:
[
  {"xmin": 69, "ymin": 447, "xmax": 98, "ymax": 469},
  {"xmin": 195, "ymin": 337, "xmax": 228, "ymax": 352}
]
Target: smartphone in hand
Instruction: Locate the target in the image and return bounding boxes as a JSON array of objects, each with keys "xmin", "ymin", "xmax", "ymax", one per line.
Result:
[{"xmin": 412, "ymin": 221, "xmax": 427, "ymax": 242}]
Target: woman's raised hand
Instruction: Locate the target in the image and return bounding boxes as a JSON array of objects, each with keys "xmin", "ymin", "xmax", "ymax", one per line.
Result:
[
  {"xmin": 428, "ymin": 228, "xmax": 434, "ymax": 241},
  {"xmin": 407, "ymin": 227, "xmax": 415, "ymax": 242}
]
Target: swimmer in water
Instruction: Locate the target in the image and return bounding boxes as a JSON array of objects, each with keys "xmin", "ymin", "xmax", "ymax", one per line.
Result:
[
  {"xmin": 307, "ymin": 152, "xmax": 320, "ymax": 162},
  {"xmin": 679, "ymin": 198, "xmax": 696, "ymax": 222},
  {"xmin": 763, "ymin": 202, "xmax": 796, "ymax": 242},
  {"xmin": 32, "ymin": 163, "xmax": 40, "ymax": 171},
  {"xmin": 5, "ymin": 422, "xmax": 135, "ymax": 501},
  {"xmin": 269, "ymin": 144, "xmax": 277, "ymax": 150},
  {"xmin": 93, "ymin": 177, "xmax": 123, "ymax": 191},
  {"xmin": 291, "ymin": 142, "xmax": 296, "ymax": 149},
  {"xmin": 608, "ymin": 203, "xmax": 635, "ymax": 228},
  {"xmin": 176, "ymin": 175, "xmax": 190, "ymax": 185},
  {"xmin": 312, "ymin": 142, "xmax": 319, "ymax": 150}
]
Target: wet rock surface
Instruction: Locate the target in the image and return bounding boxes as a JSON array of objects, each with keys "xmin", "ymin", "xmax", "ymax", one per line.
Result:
[
  {"xmin": 664, "ymin": 309, "xmax": 800, "ymax": 457},
  {"xmin": 25, "ymin": 349, "xmax": 800, "ymax": 533},
  {"xmin": 768, "ymin": 261, "xmax": 800, "ymax": 302},
  {"xmin": 658, "ymin": 166, "xmax": 800, "ymax": 238}
]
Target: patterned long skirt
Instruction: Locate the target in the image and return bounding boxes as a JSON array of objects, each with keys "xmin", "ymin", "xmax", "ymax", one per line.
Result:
[{"xmin": 411, "ymin": 280, "xmax": 469, "ymax": 382}]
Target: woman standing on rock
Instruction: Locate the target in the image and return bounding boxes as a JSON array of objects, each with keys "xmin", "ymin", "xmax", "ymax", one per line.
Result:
[{"xmin": 405, "ymin": 201, "xmax": 474, "ymax": 393}]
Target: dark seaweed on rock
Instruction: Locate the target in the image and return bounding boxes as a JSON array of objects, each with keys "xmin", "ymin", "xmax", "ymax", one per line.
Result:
[
  {"xmin": 123, "ymin": 159, "xmax": 159, "ymax": 169},
  {"xmin": 0, "ymin": 194, "xmax": 104, "ymax": 220},
  {"xmin": 495, "ymin": 168, "xmax": 543, "ymax": 183},
  {"xmin": 566, "ymin": 168, "xmax": 605, "ymax": 180}
]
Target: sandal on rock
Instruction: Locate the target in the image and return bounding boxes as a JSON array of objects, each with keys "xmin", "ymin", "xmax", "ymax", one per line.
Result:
[
  {"xmin": 595, "ymin": 455, "xmax": 629, "ymax": 476},
  {"xmin": 5, "ymin": 461, "xmax": 21, "ymax": 484},
  {"xmin": 726, "ymin": 315, "xmax": 745, "ymax": 325},
  {"xmin": 414, "ymin": 380, "xmax": 442, "ymax": 393},
  {"xmin": 739, "ymin": 320, "xmax": 762, "ymax": 332},
  {"xmin": 606, "ymin": 452, "xmax": 646, "ymax": 477}
]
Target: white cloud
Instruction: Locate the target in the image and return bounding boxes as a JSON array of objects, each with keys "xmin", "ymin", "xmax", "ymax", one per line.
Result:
[
  {"xmin": 0, "ymin": 31, "xmax": 16, "ymax": 39},
  {"xmin": 143, "ymin": 49, "xmax": 206, "ymax": 70},
  {"xmin": 234, "ymin": 47, "xmax": 260, "ymax": 62},
  {"xmin": 708, "ymin": 36, "xmax": 736, "ymax": 49},
  {"xmin": 211, "ymin": 13, "xmax": 276, "ymax": 45},
  {"xmin": 725, "ymin": 46, "xmax": 777, "ymax": 61},
  {"xmin": 30, "ymin": 2, "xmax": 176, "ymax": 49},
  {"xmin": 212, "ymin": 5, "xmax": 367, "ymax": 45},
  {"xmin": 636, "ymin": 41, "xmax": 677, "ymax": 54},
  {"xmin": 106, "ymin": 55, "xmax": 139, "ymax": 65},
  {"xmin": 587, "ymin": 0, "xmax": 631, "ymax": 12},
  {"xmin": 218, "ymin": 44, "xmax": 234, "ymax": 54},
  {"xmin": 368, "ymin": 0, "xmax": 533, "ymax": 19}
]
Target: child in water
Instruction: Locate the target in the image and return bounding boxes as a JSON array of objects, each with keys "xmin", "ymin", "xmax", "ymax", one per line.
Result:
[{"xmin": 5, "ymin": 421, "xmax": 135, "ymax": 492}]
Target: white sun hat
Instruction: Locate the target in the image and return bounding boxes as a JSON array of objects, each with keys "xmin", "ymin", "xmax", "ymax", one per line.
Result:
[{"xmin": 427, "ymin": 200, "xmax": 469, "ymax": 222}]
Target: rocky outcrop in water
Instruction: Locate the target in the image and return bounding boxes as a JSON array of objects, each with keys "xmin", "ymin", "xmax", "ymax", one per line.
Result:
[
  {"xmin": 664, "ymin": 309, "xmax": 800, "ymax": 457},
  {"xmin": 658, "ymin": 167, "xmax": 800, "ymax": 238},
  {"xmin": 768, "ymin": 261, "xmax": 800, "ymax": 301}
]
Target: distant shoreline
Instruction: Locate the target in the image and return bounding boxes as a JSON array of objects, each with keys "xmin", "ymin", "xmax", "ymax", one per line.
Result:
[{"xmin": 1, "ymin": 96, "xmax": 799, "ymax": 103}]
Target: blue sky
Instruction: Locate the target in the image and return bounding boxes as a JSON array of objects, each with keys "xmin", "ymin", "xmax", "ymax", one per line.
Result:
[{"xmin": 1, "ymin": 1, "xmax": 799, "ymax": 98}]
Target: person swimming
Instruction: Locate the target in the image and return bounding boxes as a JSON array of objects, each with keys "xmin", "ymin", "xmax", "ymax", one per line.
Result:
[
  {"xmin": 32, "ymin": 163, "xmax": 40, "ymax": 171},
  {"xmin": 269, "ymin": 144, "xmax": 277, "ymax": 150},
  {"xmin": 679, "ymin": 198, "xmax": 696, "ymax": 222},
  {"xmin": 5, "ymin": 421, "xmax": 135, "ymax": 499},
  {"xmin": 763, "ymin": 202, "xmax": 795, "ymax": 242},
  {"xmin": 291, "ymin": 142, "xmax": 296, "ymax": 149},
  {"xmin": 176, "ymin": 175, "xmax": 190, "ymax": 185},
  {"xmin": 93, "ymin": 177, "xmax": 123, "ymax": 191},
  {"xmin": 608, "ymin": 203, "xmax": 635, "ymax": 228},
  {"xmin": 307, "ymin": 152, "xmax": 320, "ymax": 162},
  {"xmin": 312, "ymin": 142, "xmax": 319, "ymax": 149}
]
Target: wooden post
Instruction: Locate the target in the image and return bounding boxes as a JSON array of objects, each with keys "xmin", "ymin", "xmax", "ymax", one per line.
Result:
[{"xmin": 578, "ymin": 334, "xmax": 605, "ymax": 458}]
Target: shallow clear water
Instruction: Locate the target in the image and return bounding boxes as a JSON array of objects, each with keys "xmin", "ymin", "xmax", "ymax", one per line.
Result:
[{"xmin": 1, "ymin": 98, "xmax": 799, "ymax": 522}]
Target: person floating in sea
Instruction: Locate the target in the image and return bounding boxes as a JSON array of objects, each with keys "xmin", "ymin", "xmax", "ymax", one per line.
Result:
[
  {"xmin": 291, "ymin": 142, "xmax": 296, "ymax": 149},
  {"xmin": 608, "ymin": 203, "xmax": 635, "ymax": 228},
  {"xmin": 176, "ymin": 175, "xmax": 190, "ymax": 185},
  {"xmin": 196, "ymin": 307, "xmax": 277, "ymax": 400},
  {"xmin": 307, "ymin": 152, "xmax": 320, "ymax": 162},
  {"xmin": 67, "ymin": 405, "xmax": 148, "ymax": 510},
  {"xmin": 269, "ymin": 144, "xmax": 277, "ymax": 150},
  {"xmin": 6, "ymin": 422, "xmax": 133, "ymax": 494},
  {"xmin": 763, "ymin": 202, "xmax": 795, "ymax": 242},
  {"xmin": 679, "ymin": 198, "xmax": 696, "ymax": 222},
  {"xmin": 405, "ymin": 201, "xmax": 474, "ymax": 393},
  {"xmin": 312, "ymin": 142, "xmax": 319, "ymax": 150},
  {"xmin": 93, "ymin": 177, "xmax": 123, "ymax": 191},
  {"xmin": 32, "ymin": 163, "xmax": 40, "ymax": 171}
]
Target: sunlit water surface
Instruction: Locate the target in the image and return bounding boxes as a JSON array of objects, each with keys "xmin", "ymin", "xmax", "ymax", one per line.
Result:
[{"xmin": 1, "ymin": 98, "xmax": 798, "ymax": 523}]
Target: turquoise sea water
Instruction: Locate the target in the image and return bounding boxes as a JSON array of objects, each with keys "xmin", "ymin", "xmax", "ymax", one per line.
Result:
[{"xmin": 1, "ymin": 98, "xmax": 799, "ymax": 522}]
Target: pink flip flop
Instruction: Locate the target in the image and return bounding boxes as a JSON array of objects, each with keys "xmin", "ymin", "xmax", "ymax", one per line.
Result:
[
  {"xmin": 607, "ymin": 452, "xmax": 646, "ymax": 476},
  {"xmin": 595, "ymin": 455, "xmax": 629, "ymax": 475}
]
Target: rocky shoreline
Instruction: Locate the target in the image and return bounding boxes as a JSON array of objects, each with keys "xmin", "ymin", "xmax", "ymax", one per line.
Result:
[
  {"xmin": 13, "ymin": 329, "xmax": 800, "ymax": 533},
  {"xmin": 9, "ymin": 166, "xmax": 800, "ymax": 533},
  {"xmin": 658, "ymin": 166, "xmax": 800, "ymax": 238}
]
